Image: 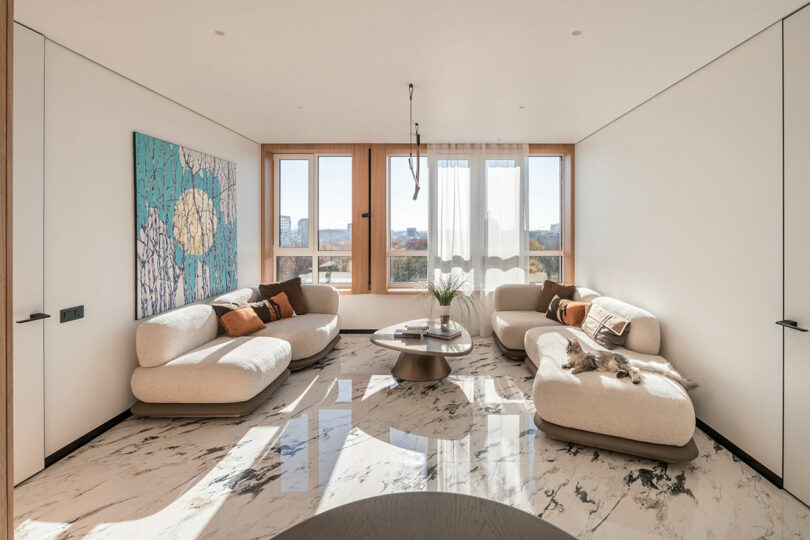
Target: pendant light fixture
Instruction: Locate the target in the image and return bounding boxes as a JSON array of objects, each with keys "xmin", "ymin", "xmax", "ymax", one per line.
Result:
[{"xmin": 408, "ymin": 83, "xmax": 421, "ymax": 200}]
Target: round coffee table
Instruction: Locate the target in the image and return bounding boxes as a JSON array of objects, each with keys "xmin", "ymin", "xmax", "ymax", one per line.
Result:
[{"xmin": 370, "ymin": 319, "xmax": 473, "ymax": 381}]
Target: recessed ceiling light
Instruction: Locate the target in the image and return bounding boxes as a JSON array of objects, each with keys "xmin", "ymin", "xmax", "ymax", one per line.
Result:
[
  {"xmin": 214, "ymin": 30, "xmax": 226, "ymax": 36},
  {"xmin": 297, "ymin": 105, "xmax": 304, "ymax": 110},
  {"xmin": 571, "ymin": 30, "xmax": 582, "ymax": 36},
  {"xmin": 518, "ymin": 105, "xmax": 526, "ymax": 110}
]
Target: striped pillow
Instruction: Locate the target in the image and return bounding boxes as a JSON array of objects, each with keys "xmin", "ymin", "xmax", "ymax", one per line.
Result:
[
  {"xmin": 546, "ymin": 296, "xmax": 588, "ymax": 327},
  {"xmin": 581, "ymin": 305, "xmax": 630, "ymax": 349}
]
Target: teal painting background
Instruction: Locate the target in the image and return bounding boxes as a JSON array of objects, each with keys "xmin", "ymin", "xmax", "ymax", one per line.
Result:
[{"xmin": 135, "ymin": 132, "xmax": 237, "ymax": 318}]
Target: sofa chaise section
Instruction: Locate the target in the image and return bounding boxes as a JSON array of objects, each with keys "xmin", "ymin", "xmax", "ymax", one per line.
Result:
[{"xmin": 526, "ymin": 297, "xmax": 697, "ymax": 462}]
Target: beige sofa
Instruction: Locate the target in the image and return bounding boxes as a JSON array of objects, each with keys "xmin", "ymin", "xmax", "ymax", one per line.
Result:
[
  {"xmin": 491, "ymin": 283, "xmax": 600, "ymax": 365},
  {"xmin": 130, "ymin": 285, "xmax": 341, "ymax": 418},
  {"xmin": 526, "ymin": 296, "xmax": 697, "ymax": 463}
]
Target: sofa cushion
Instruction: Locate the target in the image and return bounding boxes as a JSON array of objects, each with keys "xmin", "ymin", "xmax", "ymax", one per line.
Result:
[
  {"xmin": 131, "ymin": 335, "xmax": 291, "ymax": 404},
  {"xmin": 220, "ymin": 307, "xmax": 266, "ymax": 337},
  {"xmin": 136, "ymin": 304, "xmax": 218, "ymax": 368},
  {"xmin": 581, "ymin": 304, "xmax": 630, "ymax": 349},
  {"xmin": 266, "ymin": 292, "xmax": 296, "ymax": 321},
  {"xmin": 573, "ymin": 287, "xmax": 600, "ymax": 303},
  {"xmin": 493, "ymin": 284, "xmax": 599, "ymax": 312},
  {"xmin": 590, "ymin": 297, "xmax": 660, "ymax": 355},
  {"xmin": 260, "ymin": 277, "xmax": 308, "ymax": 315},
  {"xmin": 526, "ymin": 326, "xmax": 694, "ymax": 446},
  {"xmin": 252, "ymin": 313, "xmax": 340, "ymax": 360},
  {"xmin": 211, "ymin": 288, "xmax": 260, "ymax": 304},
  {"xmin": 537, "ymin": 280, "xmax": 576, "ymax": 313},
  {"xmin": 546, "ymin": 298, "xmax": 588, "ymax": 327},
  {"xmin": 302, "ymin": 284, "xmax": 340, "ymax": 314},
  {"xmin": 491, "ymin": 310, "xmax": 561, "ymax": 350},
  {"xmin": 212, "ymin": 300, "xmax": 274, "ymax": 336}
]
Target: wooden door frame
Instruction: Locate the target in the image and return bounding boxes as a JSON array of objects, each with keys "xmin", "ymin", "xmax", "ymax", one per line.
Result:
[{"xmin": 1, "ymin": 0, "xmax": 13, "ymax": 536}]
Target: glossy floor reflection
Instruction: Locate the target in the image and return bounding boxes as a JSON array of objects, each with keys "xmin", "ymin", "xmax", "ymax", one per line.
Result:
[{"xmin": 14, "ymin": 335, "xmax": 810, "ymax": 539}]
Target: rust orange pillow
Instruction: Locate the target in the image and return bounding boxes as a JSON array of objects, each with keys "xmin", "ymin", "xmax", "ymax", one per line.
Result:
[
  {"xmin": 546, "ymin": 297, "xmax": 588, "ymax": 327},
  {"xmin": 219, "ymin": 307, "xmax": 266, "ymax": 337},
  {"xmin": 266, "ymin": 292, "xmax": 295, "ymax": 321}
]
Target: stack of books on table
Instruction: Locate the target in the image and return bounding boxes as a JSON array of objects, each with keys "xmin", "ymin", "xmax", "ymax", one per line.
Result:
[
  {"xmin": 394, "ymin": 323, "xmax": 429, "ymax": 338},
  {"xmin": 426, "ymin": 326, "xmax": 462, "ymax": 340}
]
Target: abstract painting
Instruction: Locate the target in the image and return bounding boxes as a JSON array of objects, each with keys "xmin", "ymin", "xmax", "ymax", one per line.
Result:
[{"xmin": 134, "ymin": 132, "xmax": 237, "ymax": 319}]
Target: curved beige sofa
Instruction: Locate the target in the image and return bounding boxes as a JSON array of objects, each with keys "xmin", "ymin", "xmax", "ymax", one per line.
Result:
[
  {"xmin": 130, "ymin": 285, "xmax": 341, "ymax": 418},
  {"xmin": 526, "ymin": 297, "xmax": 697, "ymax": 463},
  {"xmin": 490, "ymin": 283, "xmax": 600, "ymax": 366}
]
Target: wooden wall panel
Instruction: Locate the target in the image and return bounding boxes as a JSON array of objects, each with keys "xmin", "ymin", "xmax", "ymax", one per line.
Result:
[
  {"xmin": 369, "ymin": 146, "xmax": 388, "ymax": 293},
  {"xmin": 260, "ymin": 148, "xmax": 273, "ymax": 282},
  {"xmin": 0, "ymin": 0, "xmax": 13, "ymax": 536},
  {"xmin": 351, "ymin": 145, "xmax": 370, "ymax": 293}
]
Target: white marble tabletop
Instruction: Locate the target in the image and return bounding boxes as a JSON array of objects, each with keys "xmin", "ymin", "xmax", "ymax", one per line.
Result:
[{"xmin": 370, "ymin": 319, "xmax": 473, "ymax": 357}]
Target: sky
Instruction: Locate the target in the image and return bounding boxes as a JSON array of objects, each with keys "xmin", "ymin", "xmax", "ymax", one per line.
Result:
[
  {"xmin": 279, "ymin": 154, "xmax": 561, "ymax": 235},
  {"xmin": 278, "ymin": 156, "xmax": 352, "ymax": 230}
]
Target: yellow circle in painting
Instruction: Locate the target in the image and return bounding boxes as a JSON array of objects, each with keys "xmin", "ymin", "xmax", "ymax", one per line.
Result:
[{"xmin": 173, "ymin": 188, "xmax": 217, "ymax": 255}]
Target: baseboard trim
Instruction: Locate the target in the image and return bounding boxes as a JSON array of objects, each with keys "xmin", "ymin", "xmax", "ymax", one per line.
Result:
[
  {"xmin": 340, "ymin": 329, "xmax": 376, "ymax": 334},
  {"xmin": 44, "ymin": 409, "xmax": 132, "ymax": 468},
  {"xmin": 696, "ymin": 418, "xmax": 782, "ymax": 488}
]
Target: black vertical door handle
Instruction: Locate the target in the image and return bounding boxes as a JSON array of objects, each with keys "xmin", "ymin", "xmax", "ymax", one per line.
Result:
[
  {"xmin": 16, "ymin": 312, "xmax": 51, "ymax": 324},
  {"xmin": 776, "ymin": 319, "xmax": 808, "ymax": 332}
]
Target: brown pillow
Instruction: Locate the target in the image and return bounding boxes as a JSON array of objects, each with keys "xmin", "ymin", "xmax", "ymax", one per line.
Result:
[
  {"xmin": 259, "ymin": 277, "xmax": 308, "ymax": 315},
  {"xmin": 266, "ymin": 292, "xmax": 295, "ymax": 321},
  {"xmin": 212, "ymin": 300, "xmax": 273, "ymax": 333},
  {"xmin": 537, "ymin": 280, "xmax": 576, "ymax": 312},
  {"xmin": 546, "ymin": 297, "xmax": 588, "ymax": 327},
  {"xmin": 581, "ymin": 305, "xmax": 630, "ymax": 349},
  {"xmin": 219, "ymin": 307, "xmax": 266, "ymax": 337}
]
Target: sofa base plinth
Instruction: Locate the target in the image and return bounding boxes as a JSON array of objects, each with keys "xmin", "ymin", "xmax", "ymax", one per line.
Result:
[
  {"xmin": 131, "ymin": 369, "xmax": 291, "ymax": 418},
  {"xmin": 534, "ymin": 413, "xmax": 698, "ymax": 463},
  {"xmin": 491, "ymin": 332, "xmax": 527, "ymax": 360},
  {"xmin": 288, "ymin": 335, "xmax": 341, "ymax": 371},
  {"xmin": 523, "ymin": 357, "xmax": 538, "ymax": 375}
]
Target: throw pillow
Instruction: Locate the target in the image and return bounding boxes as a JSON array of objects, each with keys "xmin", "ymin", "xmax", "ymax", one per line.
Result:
[
  {"xmin": 546, "ymin": 297, "xmax": 588, "ymax": 327},
  {"xmin": 537, "ymin": 280, "xmax": 577, "ymax": 312},
  {"xmin": 212, "ymin": 300, "xmax": 274, "ymax": 333},
  {"xmin": 259, "ymin": 277, "xmax": 308, "ymax": 315},
  {"xmin": 219, "ymin": 307, "xmax": 266, "ymax": 338},
  {"xmin": 266, "ymin": 292, "xmax": 295, "ymax": 321},
  {"xmin": 581, "ymin": 304, "xmax": 630, "ymax": 349}
]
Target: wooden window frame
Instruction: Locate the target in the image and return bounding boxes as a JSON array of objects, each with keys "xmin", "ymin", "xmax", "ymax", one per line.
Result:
[
  {"xmin": 386, "ymin": 153, "xmax": 428, "ymax": 290},
  {"xmin": 272, "ymin": 153, "xmax": 353, "ymax": 289},
  {"xmin": 261, "ymin": 143, "xmax": 573, "ymax": 294},
  {"xmin": 525, "ymin": 154, "xmax": 564, "ymax": 284},
  {"xmin": 529, "ymin": 144, "xmax": 575, "ymax": 284}
]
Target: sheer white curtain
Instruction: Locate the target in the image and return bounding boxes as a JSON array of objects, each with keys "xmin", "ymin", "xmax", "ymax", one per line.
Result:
[{"xmin": 427, "ymin": 143, "xmax": 529, "ymax": 334}]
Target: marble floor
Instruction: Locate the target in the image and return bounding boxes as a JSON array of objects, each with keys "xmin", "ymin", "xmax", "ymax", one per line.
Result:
[{"xmin": 14, "ymin": 335, "xmax": 810, "ymax": 539}]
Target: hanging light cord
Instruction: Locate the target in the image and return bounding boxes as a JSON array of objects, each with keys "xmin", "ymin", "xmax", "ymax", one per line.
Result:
[{"xmin": 408, "ymin": 83, "xmax": 421, "ymax": 200}]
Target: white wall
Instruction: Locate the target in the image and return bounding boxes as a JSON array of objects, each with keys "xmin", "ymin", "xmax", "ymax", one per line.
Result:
[
  {"xmin": 23, "ymin": 35, "xmax": 262, "ymax": 454},
  {"xmin": 340, "ymin": 295, "xmax": 431, "ymax": 329},
  {"xmin": 575, "ymin": 24, "xmax": 783, "ymax": 473}
]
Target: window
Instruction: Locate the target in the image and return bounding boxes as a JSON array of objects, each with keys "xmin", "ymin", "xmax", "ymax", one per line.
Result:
[
  {"xmin": 388, "ymin": 156, "xmax": 429, "ymax": 286},
  {"xmin": 274, "ymin": 155, "xmax": 352, "ymax": 286},
  {"xmin": 527, "ymin": 156, "xmax": 562, "ymax": 283}
]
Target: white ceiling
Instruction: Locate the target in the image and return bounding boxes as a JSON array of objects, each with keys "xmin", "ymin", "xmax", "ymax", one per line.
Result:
[{"xmin": 16, "ymin": 0, "xmax": 806, "ymax": 143}]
